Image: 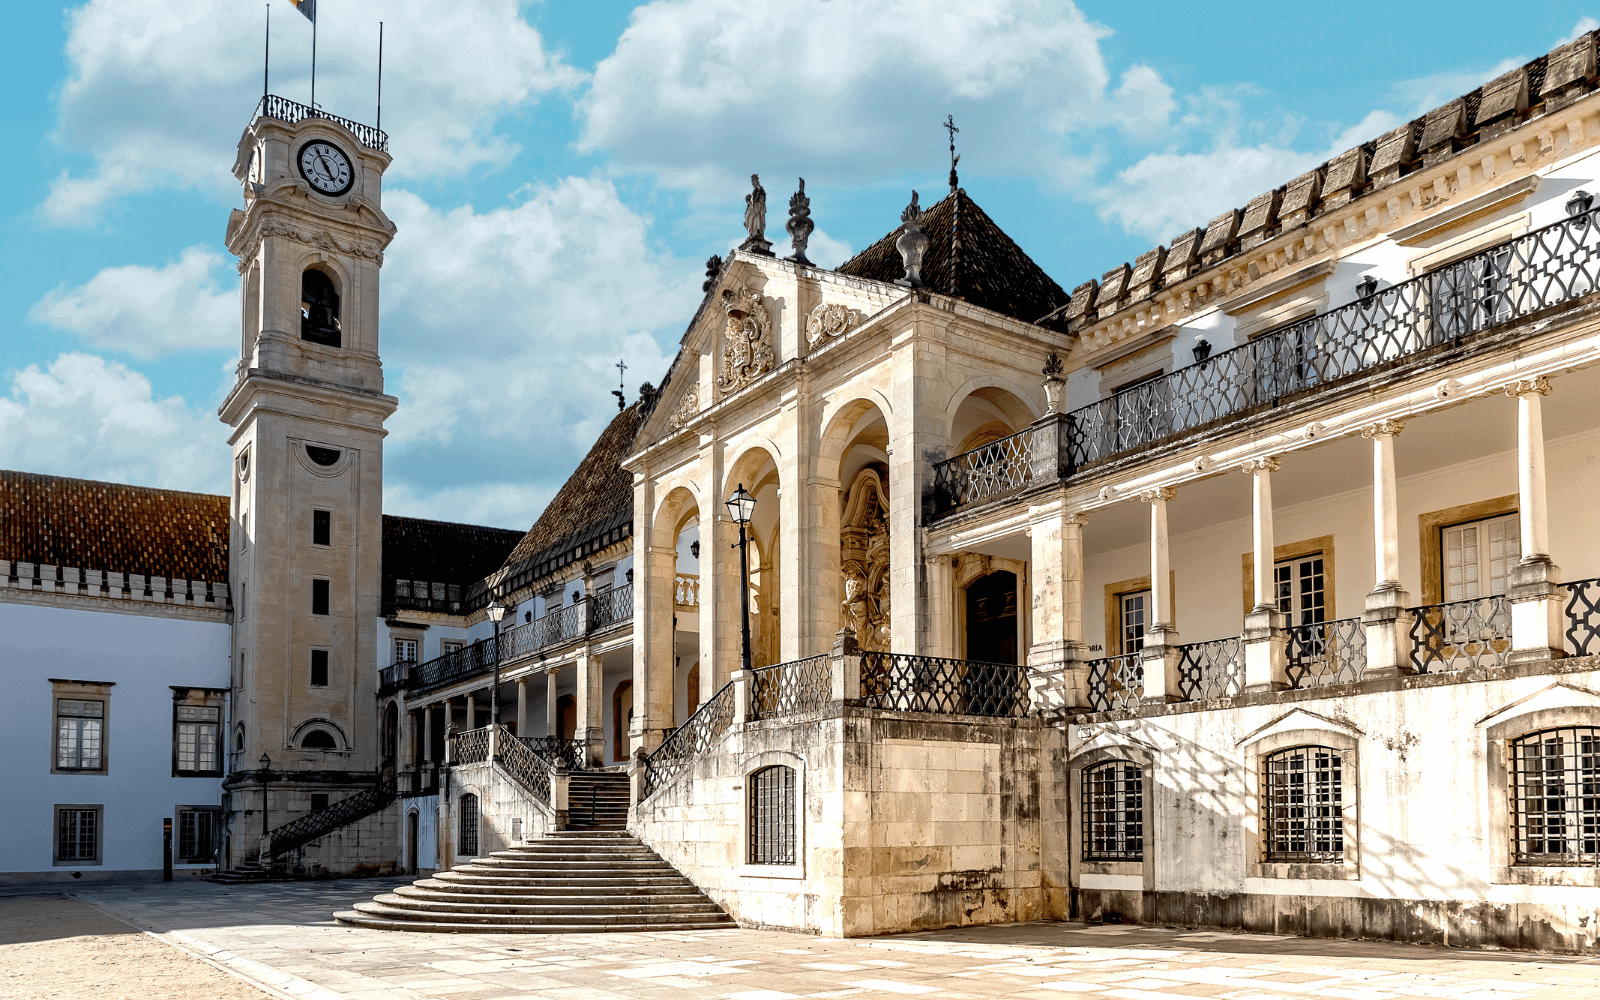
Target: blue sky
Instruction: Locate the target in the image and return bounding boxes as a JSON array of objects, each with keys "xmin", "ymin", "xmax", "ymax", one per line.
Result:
[{"xmin": 2, "ymin": 1, "xmax": 1596, "ymax": 531}]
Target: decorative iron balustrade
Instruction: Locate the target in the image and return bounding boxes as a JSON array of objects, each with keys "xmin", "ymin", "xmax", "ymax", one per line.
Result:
[
  {"xmin": 252, "ymin": 94, "xmax": 389, "ymax": 151},
  {"xmin": 1285, "ymin": 617, "xmax": 1368, "ymax": 688},
  {"xmin": 378, "ymin": 660, "xmax": 411, "ymax": 694},
  {"xmin": 410, "ymin": 638, "xmax": 500, "ymax": 692},
  {"xmin": 750, "ymin": 655, "xmax": 832, "ymax": 720},
  {"xmin": 591, "ymin": 583, "xmax": 633, "ymax": 630},
  {"xmin": 1564, "ymin": 578, "xmax": 1600, "ymax": 657},
  {"xmin": 1410, "ymin": 596, "xmax": 1513, "ymax": 672},
  {"xmin": 1177, "ymin": 637, "xmax": 1245, "ymax": 701},
  {"xmin": 859, "ymin": 653, "xmax": 1030, "ymax": 718},
  {"xmin": 642, "ymin": 681, "xmax": 736, "ymax": 798},
  {"xmin": 1084, "ymin": 653, "xmax": 1144, "ymax": 712},
  {"xmin": 933, "ymin": 205, "xmax": 1600, "ymax": 516},
  {"xmin": 496, "ymin": 726, "xmax": 552, "ymax": 805},
  {"xmin": 932, "ymin": 427, "xmax": 1036, "ymax": 510},
  {"xmin": 521, "ymin": 736, "xmax": 589, "ymax": 771},
  {"xmin": 675, "ymin": 574, "xmax": 701, "ymax": 606},
  {"xmin": 450, "ymin": 726, "xmax": 492, "ymax": 765},
  {"xmin": 265, "ymin": 777, "xmax": 396, "ymax": 859}
]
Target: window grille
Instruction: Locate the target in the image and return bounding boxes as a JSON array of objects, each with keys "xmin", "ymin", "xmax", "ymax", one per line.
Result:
[
  {"xmin": 174, "ymin": 704, "xmax": 220, "ymax": 775},
  {"xmin": 57, "ymin": 807, "xmax": 98, "ymax": 862},
  {"xmin": 1512, "ymin": 727, "xmax": 1600, "ymax": 865},
  {"xmin": 57, "ymin": 699, "xmax": 104, "ymax": 771},
  {"xmin": 459, "ymin": 793, "xmax": 480, "ymax": 857},
  {"xmin": 1262, "ymin": 746, "xmax": 1344, "ymax": 862},
  {"xmin": 1082, "ymin": 760, "xmax": 1143, "ymax": 860},
  {"xmin": 177, "ymin": 808, "xmax": 218, "ymax": 863},
  {"xmin": 748, "ymin": 765, "xmax": 797, "ymax": 865}
]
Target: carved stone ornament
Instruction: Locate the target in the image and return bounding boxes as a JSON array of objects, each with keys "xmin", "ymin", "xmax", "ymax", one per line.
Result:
[
  {"xmin": 668, "ymin": 381, "xmax": 700, "ymax": 430},
  {"xmin": 785, "ymin": 178, "xmax": 814, "ymax": 265},
  {"xmin": 1433, "ymin": 378, "xmax": 1463, "ymax": 400},
  {"xmin": 715, "ymin": 283, "xmax": 775, "ymax": 395},
  {"xmin": 1042, "ymin": 352, "xmax": 1066, "ymax": 413},
  {"xmin": 1503, "ymin": 375, "xmax": 1553, "ymax": 397},
  {"xmin": 701, "ymin": 254, "xmax": 723, "ymax": 293},
  {"xmin": 1097, "ymin": 485, "xmax": 1117, "ymax": 502},
  {"xmin": 1191, "ymin": 456, "xmax": 1212, "ymax": 474},
  {"xmin": 1302, "ymin": 421, "xmax": 1325, "ymax": 441},
  {"xmin": 1361, "ymin": 419, "xmax": 1407, "ymax": 438},
  {"xmin": 1137, "ymin": 486, "xmax": 1177, "ymax": 504},
  {"xmin": 895, "ymin": 191, "xmax": 929, "ymax": 288},
  {"xmin": 1237, "ymin": 456, "xmax": 1282, "ymax": 474},
  {"xmin": 234, "ymin": 218, "xmax": 384, "ymax": 273},
  {"xmin": 839, "ymin": 468, "xmax": 890, "ymax": 653},
  {"xmin": 805, "ymin": 302, "xmax": 862, "ymax": 348}
]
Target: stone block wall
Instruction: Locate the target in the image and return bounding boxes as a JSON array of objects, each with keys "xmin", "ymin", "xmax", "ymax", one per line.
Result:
[
  {"xmin": 283, "ymin": 801, "xmax": 402, "ymax": 877},
  {"xmin": 437, "ymin": 760, "xmax": 554, "ymax": 869}
]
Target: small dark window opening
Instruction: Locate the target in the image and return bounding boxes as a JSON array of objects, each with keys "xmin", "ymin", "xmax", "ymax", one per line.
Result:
[
  {"xmin": 312, "ymin": 579, "xmax": 330, "ymax": 616},
  {"xmin": 301, "ymin": 729, "xmax": 337, "ymax": 750},
  {"xmin": 300, "ymin": 269, "xmax": 341, "ymax": 347},
  {"xmin": 306, "ymin": 446, "xmax": 341, "ymax": 467},
  {"xmin": 748, "ymin": 765, "xmax": 797, "ymax": 865},
  {"xmin": 310, "ymin": 649, "xmax": 330, "ymax": 687},
  {"xmin": 459, "ymin": 793, "xmax": 480, "ymax": 856},
  {"xmin": 313, "ymin": 509, "xmax": 331, "ymax": 545},
  {"xmin": 310, "ymin": 793, "xmax": 330, "ymax": 811}
]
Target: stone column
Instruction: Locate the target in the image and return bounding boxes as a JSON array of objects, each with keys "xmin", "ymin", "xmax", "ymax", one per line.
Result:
[
  {"xmin": 422, "ymin": 705, "xmax": 433, "ymax": 763},
  {"xmin": 576, "ymin": 650, "xmax": 605, "ymax": 766},
  {"xmin": 830, "ymin": 626, "xmax": 863, "ymax": 702},
  {"xmin": 803, "ymin": 471, "xmax": 844, "ymax": 661},
  {"xmin": 730, "ymin": 667, "xmax": 755, "ymax": 726},
  {"xmin": 1139, "ymin": 488, "xmax": 1182, "ymax": 702},
  {"xmin": 1507, "ymin": 377, "xmax": 1564, "ymax": 661},
  {"xmin": 700, "ymin": 437, "xmax": 736, "ymax": 701},
  {"xmin": 1241, "ymin": 458, "xmax": 1288, "ymax": 691},
  {"xmin": 1028, "ymin": 501, "xmax": 1088, "ymax": 709},
  {"xmin": 465, "ymin": 692, "xmax": 477, "ymax": 731},
  {"xmin": 924, "ymin": 553, "xmax": 957, "ymax": 659},
  {"xmin": 639, "ymin": 542, "xmax": 678, "ymax": 750},
  {"xmin": 515, "ymin": 678, "xmax": 527, "ymax": 737},
  {"xmin": 1362, "ymin": 420, "xmax": 1414, "ymax": 676},
  {"xmin": 545, "ymin": 668, "xmax": 559, "ymax": 737},
  {"xmin": 888, "ymin": 334, "xmax": 946, "ymax": 654}
]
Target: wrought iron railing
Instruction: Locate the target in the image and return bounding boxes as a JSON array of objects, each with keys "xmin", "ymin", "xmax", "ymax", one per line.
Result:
[
  {"xmin": 591, "ymin": 583, "xmax": 633, "ymax": 630},
  {"xmin": 642, "ymin": 681, "xmax": 736, "ymax": 798},
  {"xmin": 265, "ymin": 777, "xmax": 396, "ymax": 859},
  {"xmin": 521, "ymin": 736, "xmax": 589, "ymax": 771},
  {"xmin": 410, "ymin": 639, "xmax": 499, "ymax": 692},
  {"xmin": 496, "ymin": 726, "xmax": 552, "ymax": 805},
  {"xmin": 1285, "ymin": 617, "xmax": 1368, "ymax": 688},
  {"xmin": 450, "ymin": 726, "xmax": 492, "ymax": 765},
  {"xmin": 1563, "ymin": 578, "xmax": 1600, "ymax": 657},
  {"xmin": 932, "ymin": 427, "xmax": 1036, "ymax": 510},
  {"xmin": 1410, "ymin": 596, "xmax": 1513, "ymax": 672},
  {"xmin": 252, "ymin": 94, "xmax": 389, "ymax": 151},
  {"xmin": 933, "ymin": 205, "xmax": 1600, "ymax": 515},
  {"xmin": 1177, "ymin": 637, "xmax": 1245, "ymax": 701},
  {"xmin": 860, "ymin": 653, "xmax": 1030, "ymax": 718},
  {"xmin": 1084, "ymin": 653, "xmax": 1143, "ymax": 712},
  {"xmin": 750, "ymin": 655, "xmax": 832, "ymax": 720},
  {"xmin": 379, "ymin": 660, "xmax": 411, "ymax": 695}
]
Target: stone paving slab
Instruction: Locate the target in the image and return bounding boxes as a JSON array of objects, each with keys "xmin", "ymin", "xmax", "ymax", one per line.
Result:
[{"xmin": 19, "ymin": 879, "xmax": 1598, "ymax": 1000}]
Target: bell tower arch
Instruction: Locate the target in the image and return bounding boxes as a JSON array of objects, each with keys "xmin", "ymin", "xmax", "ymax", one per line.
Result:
[{"xmin": 219, "ymin": 99, "xmax": 398, "ymax": 864}]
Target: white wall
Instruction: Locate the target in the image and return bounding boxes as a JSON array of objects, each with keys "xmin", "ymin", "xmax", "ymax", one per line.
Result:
[{"xmin": 0, "ymin": 601, "xmax": 230, "ymax": 876}]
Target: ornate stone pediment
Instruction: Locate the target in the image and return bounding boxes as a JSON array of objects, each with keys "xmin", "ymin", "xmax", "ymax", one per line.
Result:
[
  {"xmin": 805, "ymin": 301, "xmax": 863, "ymax": 349},
  {"xmin": 716, "ymin": 283, "xmax": 775, "ymax": 395}
]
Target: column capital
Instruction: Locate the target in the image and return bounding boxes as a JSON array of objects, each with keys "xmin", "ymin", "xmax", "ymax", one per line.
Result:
[
  {"xmin": 1137, "ymin": 486, "xmax": 1176, "ymax": 504},
  {"xmin": 1361, "ymin": 418, "xmax": 1406, "ymax": 438},
  {"xmin": 1503, "ymin": 375, "xmax": 1553, "ymax": 398},
  {"xmin": 1237, "ymin": 456, "xmax": 1281, "ymax": 474},
  {"xmin": 1065, "ymin": 509, "xmax": 1089, "ymax": 526}
]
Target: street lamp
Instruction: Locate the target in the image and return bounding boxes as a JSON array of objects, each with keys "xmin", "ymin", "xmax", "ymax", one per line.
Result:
[
  {"xmin": 258, "ymin": 753, "xmax": 272, "ymax": 839},
  {"xmin": 487, "ymin": 599, "xmax": 507, "ymax": 730},
  {"xmin": 725, "ymin": 484, "xmax": 757, "ymax": 673}
]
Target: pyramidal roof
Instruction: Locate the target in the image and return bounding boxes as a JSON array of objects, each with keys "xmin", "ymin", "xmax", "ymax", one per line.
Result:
[{"xmin": 836, "ymin": 188, "xmax": 1069, "ymax": 327}]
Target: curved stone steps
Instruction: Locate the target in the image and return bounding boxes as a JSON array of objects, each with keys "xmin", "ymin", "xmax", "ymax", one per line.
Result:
[
  {"xmin": 368, "ymin": 893, "xmax": 726, "ymax": 916},
  {"xmin": 394, "ymin": 885, "xmax": 712, "ymax": 905},
  {"xmin": 333, "ymin": 912, "xmax": 735, "ymax": 934}
]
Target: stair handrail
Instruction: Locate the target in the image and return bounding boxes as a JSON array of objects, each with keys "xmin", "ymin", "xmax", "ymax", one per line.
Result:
[
  {"xmin": 641, "ymin": 679, "xmax": 736, "ymax": 799},
  {"xmin": 495, "ymin": 724, "xmax": 553, "ymax": 806},
  {"xmin": 262, "ymin": 776, "xmax": 397, "ymax": 860}
]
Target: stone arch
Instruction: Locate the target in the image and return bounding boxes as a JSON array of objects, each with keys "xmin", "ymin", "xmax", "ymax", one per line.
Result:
[
  {"xmin": 818, "ymin": 395, "xmax": 891, "ymax": 487},
  {"xmin": 945, "ymin": 380, "xmax": 1039, "ymax": 455},
  {"xmin": 291, "ymin": 717, "xmax": 348, "ymax": 750},
  {"xmin": 652, "ymin": 483, "xmax": 700, "ymax": 538},
  {"xmin": 724, "ymin": 444, "xmax": 782, "ymax": 669}
]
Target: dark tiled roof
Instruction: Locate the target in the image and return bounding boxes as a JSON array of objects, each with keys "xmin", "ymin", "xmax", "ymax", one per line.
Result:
[
  {"xmin": 477, "ymin": 403, "xmax": 644, "ymax": 602},
  {"xmin": 0, "ymin": 470, "xmax": 229, "ymax": 582},
  {"xmin": 836, "ymin": 188, "xmax": 1069, "ymax": 327},
  {"xmin": 382, "ymin": 515, "xmax": 521, "ymax": 590}
]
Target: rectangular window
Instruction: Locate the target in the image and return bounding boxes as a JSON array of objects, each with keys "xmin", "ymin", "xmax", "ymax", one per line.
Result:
[
  {"xmin": 1274, "ymin": 554, "xmax": 1326, "ymax": 626},
  {"xmin": 55, "ymin": 805, "xmax": 102, "ymax": 865},
  {"xmin": 174, "ymin": 704, "xmax": 221, "ymax": 776},
  {"xmin": 1263, "ymin": 746, "xmax": 1345, "ymax": 862},
  {"xmin": 56, "ymin": 698, "xmax": 105, "ymax": 772},
  {"xmin": 310, "ymin": 793, "xmax": 330, "ymax": 811},
  {"xmin": 1442, "ymin": 512, "xmax": 1519, "ymax": 602},
  {"xmin": 312, "ymin": 578, "xmax": 330, "ymax": 616},
  {"xmin": 1082, "ymin": 760, "xmax": 1144, "ymax": 861},
  {"xmin": 394, "ymin": 638, "xmax": 418, "ymax": 663},
  {"xmin": 748, "ymin": 765, "xmax": 797, "ymax": 865},
  {"xmin": 1511, "ymin": 727, "xmax": 1600, "ymax": 865},
  {"xmin": 176, "ymin": 807, "xmax": 220, "ymax": 864},
  {"xmin": 310, "ymin": 649, "xmax": 330, "ymax": 687},
  {"xmin": 313, "ymin": 509, "xmax": 331, "ymax": 546},
  {"xmin": 1118, "ymin": 590, "xmax": 1151, "ymax": 655},
  {"xmin": 441, "ymin": 640, "xmax": 464, "ymax": 655}
]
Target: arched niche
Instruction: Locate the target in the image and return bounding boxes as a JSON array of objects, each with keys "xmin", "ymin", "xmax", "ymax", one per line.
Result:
[{"xmin": 948, "ymin": 384, "xmax": 1036, "ymax": 455}]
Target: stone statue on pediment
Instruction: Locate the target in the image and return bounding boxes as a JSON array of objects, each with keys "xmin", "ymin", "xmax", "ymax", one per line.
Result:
[{"xmin": 740, "ymin": 174, "xmax": 772, "ymax": 255}]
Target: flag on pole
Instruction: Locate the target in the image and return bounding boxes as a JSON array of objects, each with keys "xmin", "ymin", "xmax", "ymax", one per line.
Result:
[{"xmin": 290, "ymin": 0, "xmax": 314, "ymax": 22}]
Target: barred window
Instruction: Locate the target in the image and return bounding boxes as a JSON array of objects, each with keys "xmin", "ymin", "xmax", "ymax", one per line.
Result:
[
  {"xmin": 57, "ymin": 699, "xmax": 105, "ymax": 771},
  {"xmin": 1262, "ymin": 746, "xmax": 1344, "ymax": 862},
  {"xmin": 459, "ymin": 793, "xmax": 479, "ymax": 857},
  {"xmin": 56, "ymin": 806, "xmax": 100, "ymax": 864},
  {"xmin": 174, "ymin": 704, "xmax": 221, "ymax": 776},
  {"xmin": 1512, "ymin": 727, "xmax": 1600, "ymax": 865},
  {"xmin": 748, "ymin": 765, "xmax": 796, "ymax": 865},
  {"xmin": 1082, "ymin": 760, "xmax": 1143, "ymax": 861},
  {"xmin": 177, "ymin": 807, "xmax": 219, "ymax": 864}
]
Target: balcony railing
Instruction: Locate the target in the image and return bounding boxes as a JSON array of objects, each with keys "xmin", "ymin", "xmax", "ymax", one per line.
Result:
[
  {"xmin": 642, "ymin": 680, "xmax": 736, "ymax": 798},
  {"xmin": 1176, "ymin": 637, "xmax": 1244, "ymax": 701},
  {"xmin": 449, "ymin": 726, "xmax": 492, "ymax": 765},
  {"xmin": 1286, "ymin": 617, "xmax": 1368, "ymax": 688},
  {"xmin": 1564, "ymin": 578, "xmax": 1600, "ymax": 657},
  {"xmin": 1085, "ymin": 653, "xmax": 1143, "ymax": 712},
  {"xmin": 1410, "ymin": 596, "xmax": 1513, "ymax": 673},
  {"xmin": 675, "ymin": 574, "xmax": 700, "ymax": 606},
  {"xmin": 750, "ymin": 655, "xmax": 831, "ymax": 720},
  {"xmin": 860, "ymin": 653, "xmax": 1030, "ymax": 718},
  {"xmin": 933, "ymin": 205, "xmax": 1600, "ymax": 517},
  {"xmin": 252, "ymin": 94, "xmax": 389, "ymax": 151}
]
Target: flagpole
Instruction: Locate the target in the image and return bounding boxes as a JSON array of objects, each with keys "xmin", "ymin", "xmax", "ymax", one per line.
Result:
[
  {"xmin": 263, "ymin": 4, "xmax": 270, "ymax": 102},
  {"xmin": 310, "ymin": 3, "xmax": 317, "ymax": 109},
  {"xmin": 377, "ymin": 22, "xmax": 383, "ymax": 131}
]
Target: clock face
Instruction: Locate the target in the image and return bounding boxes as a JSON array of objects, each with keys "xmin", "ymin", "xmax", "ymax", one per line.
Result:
[{"xmin": 297, "ymin": 141, "xmax": 354, "ymax": 196}]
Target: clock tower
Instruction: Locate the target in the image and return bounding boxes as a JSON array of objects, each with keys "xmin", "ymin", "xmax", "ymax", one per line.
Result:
[{"xmin": 219, "ymin": 99, "xmax": 398, "ymax": 867}]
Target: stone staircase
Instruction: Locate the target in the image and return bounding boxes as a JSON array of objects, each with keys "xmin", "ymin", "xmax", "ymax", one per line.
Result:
[
  {"xmin": 565, "ymin": 771, "xmax": 630, "ymax": 830},
  {"xmin": 335, "ymin": 830, "xmax": 736, "ymax": 932},
  {"xmin": 205, "ymin": 858, "xmax": 273, "ymax": 884}
]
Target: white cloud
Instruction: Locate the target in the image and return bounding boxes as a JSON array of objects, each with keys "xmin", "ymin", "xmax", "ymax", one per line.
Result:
[
  {"xmin": 45, "ymin": 0, "xmax": 581, "ymax": 225},
  {"xmin": 30, "ymin": 247, "xmax": 237, "ymax": 360},
  {"xmin": 1560, "ymin": 17, "xmax": 1598, "ymax": 46},
  {"xmin": 382, "ymin": 479, "xmax": 552, "ymax": 531},
  {"xmin": 578, "ymin": 0, "xmax": 1170, "ymax": 192},
  {"xmin": 0, "ymin": 353, "xmax": 225, "ymax": 493}
]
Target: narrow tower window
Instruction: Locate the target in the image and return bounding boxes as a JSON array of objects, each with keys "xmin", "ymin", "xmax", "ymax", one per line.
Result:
[
  {"xmin": 313, "ymin": 509, "xmax": 331, "ymax": 546},
  {"xmin": 310, "ymin": 649, "xmax": 330, "ymax": 687},
  {"xmin": 300, "ymin": 269, "xmax": 341, "ymax": 347},
  {"xmin": 312, "ymin": 579, "xmax": 330, "ymax": 616}
]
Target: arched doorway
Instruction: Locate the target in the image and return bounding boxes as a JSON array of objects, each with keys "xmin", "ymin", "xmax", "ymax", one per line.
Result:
[
  {"xmin": 557, "ymin": 695, "xmax": 577, "ymax": 741},
  {"xmin": 406, "ymin": 810, "xmax": 419, "ymax": 871},
  {"xmin": 381, "ymin": 702, "xmax": 399, "ymax": 771},
  {"xmin": 612, "ymin": 680, "xmax": 633, "ymax": 762},
  {"xmin": 965, "ymin": 570, "xmax": 1018, "ymax": 664}
]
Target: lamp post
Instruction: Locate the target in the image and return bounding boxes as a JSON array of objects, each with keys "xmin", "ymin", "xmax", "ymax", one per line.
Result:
[
  {"xmin": 258, "ymin": 753, "xmax": 272, "ymax": 839},
  {"xmin": 725, "ymin": 484, "xmax": 757, "ymax": 674},
  {"xmin": 487, "ymin": 599, "xmax": 507, "ymax": 730}
]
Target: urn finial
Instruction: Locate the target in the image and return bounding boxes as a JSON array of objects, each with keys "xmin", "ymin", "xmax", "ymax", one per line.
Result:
[{"xmin": 786, "ymin": 177, "xmax": 814, "ymax": 266}]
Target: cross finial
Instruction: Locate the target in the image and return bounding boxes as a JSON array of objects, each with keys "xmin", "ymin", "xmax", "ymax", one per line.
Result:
[
  {"xmin": 943, "ymin": 115, "xmax": 960, "ymax": 193},
  {"xmin": 612, "ymin": 359, "xmax": 628, "ymax": 411}
]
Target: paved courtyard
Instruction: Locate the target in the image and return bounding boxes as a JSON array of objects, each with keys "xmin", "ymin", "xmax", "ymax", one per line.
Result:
[{"xmin": 7, "ymin": 878, "xmax": 1600, "ymax": 1000}]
